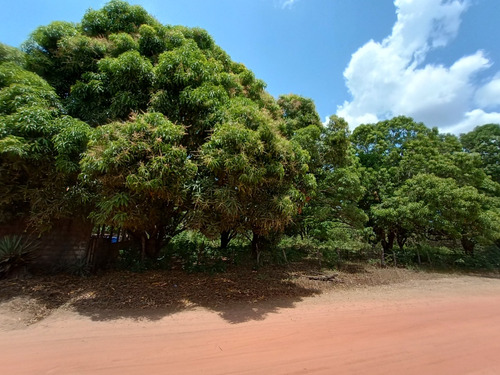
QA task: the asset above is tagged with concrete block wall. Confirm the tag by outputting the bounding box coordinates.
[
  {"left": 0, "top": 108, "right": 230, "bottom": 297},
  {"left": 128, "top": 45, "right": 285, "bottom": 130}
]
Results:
[{"left": 0, "top": 218, "right": 93, "bottom": 272}]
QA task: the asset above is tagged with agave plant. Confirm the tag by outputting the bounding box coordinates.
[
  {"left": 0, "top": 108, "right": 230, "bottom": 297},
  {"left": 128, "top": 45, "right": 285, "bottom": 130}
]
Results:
[{"left": 0, "top": 235, "right": 39, "bottom": 278}]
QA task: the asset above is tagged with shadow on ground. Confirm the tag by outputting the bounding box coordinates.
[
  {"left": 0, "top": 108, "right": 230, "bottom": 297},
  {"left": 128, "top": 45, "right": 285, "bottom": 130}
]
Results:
[
  {"left": 0, "top": 262, "right": 325, "bottom": 325},
  {"left": 1, "top": 261, "right": 453, "bottom": 326}
]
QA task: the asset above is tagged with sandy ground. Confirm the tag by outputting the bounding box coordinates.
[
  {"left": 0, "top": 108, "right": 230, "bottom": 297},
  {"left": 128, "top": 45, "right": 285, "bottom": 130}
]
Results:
[{"left": 2, "top": 274, "right": 500, "bottom": 374}]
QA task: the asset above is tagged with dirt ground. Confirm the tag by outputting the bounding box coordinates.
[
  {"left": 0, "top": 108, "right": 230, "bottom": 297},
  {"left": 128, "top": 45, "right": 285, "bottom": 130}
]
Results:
[{"left": 1, "top": 265, "right": 500, "bottom": 374}]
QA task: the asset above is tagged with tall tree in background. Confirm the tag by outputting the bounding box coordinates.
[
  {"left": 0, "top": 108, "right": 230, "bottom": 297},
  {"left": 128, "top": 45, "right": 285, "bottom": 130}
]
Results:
[
  {"left": 461, "top": 124, "right": 500, "bottom": 184},
  {"left": 372, "top": 174, "right": 500, "bottom": 256},
  {"left": 351, "top": 116, "right": 433, "bottom": 262},
  {"left": 353, "top": 117, "right": 500, "bottom": 259},
  {"left": 276, "top": 95, "right": 367, "bottom": 262}
]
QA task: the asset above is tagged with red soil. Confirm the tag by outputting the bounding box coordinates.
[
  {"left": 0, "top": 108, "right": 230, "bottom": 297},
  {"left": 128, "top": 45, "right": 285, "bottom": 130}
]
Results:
[{"left": 2, "top": 276, "right": 500, "bottom": 374}]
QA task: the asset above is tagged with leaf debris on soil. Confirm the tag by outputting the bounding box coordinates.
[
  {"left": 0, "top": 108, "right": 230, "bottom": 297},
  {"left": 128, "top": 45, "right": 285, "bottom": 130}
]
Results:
[{"left": 0, "top": 262, "right": 439, "bottom": 326}]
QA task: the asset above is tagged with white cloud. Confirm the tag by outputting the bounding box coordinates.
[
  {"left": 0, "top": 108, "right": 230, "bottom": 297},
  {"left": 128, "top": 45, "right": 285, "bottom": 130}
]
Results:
[
  {"left": 336, "top": 0, "right": 500, "bottom": 134},
  {"left": 475, "top": 74, "right": 500, "bottom": 109},
  {"left": 442, "top": 109, "right": 500, "bottom": 134},
  {"left": 279, "top": 0, "right": 299, "bottom": 9}
]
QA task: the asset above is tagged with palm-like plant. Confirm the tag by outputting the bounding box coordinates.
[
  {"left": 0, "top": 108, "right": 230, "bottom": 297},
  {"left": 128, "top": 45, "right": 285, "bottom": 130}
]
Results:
[{"left": 0, "top": 235, "right": 39, "bottom": 278}]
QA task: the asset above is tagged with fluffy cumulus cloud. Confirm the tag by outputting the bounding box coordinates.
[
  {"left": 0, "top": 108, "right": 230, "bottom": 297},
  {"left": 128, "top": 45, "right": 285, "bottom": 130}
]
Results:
[
  {"left": 337, "top": 0, "right": 500, "bottom": 134},
  {"left": 474, "top": 74, "right": 500, "bottom": 109}
]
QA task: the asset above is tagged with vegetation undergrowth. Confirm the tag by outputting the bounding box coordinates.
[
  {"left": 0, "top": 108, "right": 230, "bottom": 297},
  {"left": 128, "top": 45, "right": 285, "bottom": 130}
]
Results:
[{"left": 0, "top": 235, "right": 39, "bottom": 278}]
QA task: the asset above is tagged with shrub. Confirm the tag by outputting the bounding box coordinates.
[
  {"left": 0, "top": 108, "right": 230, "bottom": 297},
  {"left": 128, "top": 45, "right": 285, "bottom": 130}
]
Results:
[
  {"left": 0, "top": 235, "right": 39, "bottom": 278},
  {"left": 168, "top": 231, "right": 227, "bottom": 273}
]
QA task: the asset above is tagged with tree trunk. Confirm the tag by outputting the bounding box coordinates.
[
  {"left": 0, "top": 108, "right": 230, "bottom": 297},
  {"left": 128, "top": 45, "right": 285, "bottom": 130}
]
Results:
[
  {"left": 141, "top": 235, "right": 146, "bottom": 262},
  {"left": 282, "top": 248, "right": 288, "bottom": 264},
  {"left": 251, "top": 232, "right": 262, "bottom": 266},
  {"left": 396, "top": 233, "right": 406, "bottom": 251},
  {"left": 380, "top": 247, "right": 385, "bottom": 268},
  {"left": 144, "top": 237, "right": 162, "bottom": 259},
  {"left": 134, "top": 227, "right": 165, "bottom": 260},
  {"left": 220, "top": 230, "right": 231, "bottom": 249},
  {"left": 461, "top": 235, "right": 475, "bottom": 256},
  {"left": 416, "top": 246, "right": 422, "bottom": 265},
  {"left": 380, "top": 231, "right": 395, "bottom": 267}
]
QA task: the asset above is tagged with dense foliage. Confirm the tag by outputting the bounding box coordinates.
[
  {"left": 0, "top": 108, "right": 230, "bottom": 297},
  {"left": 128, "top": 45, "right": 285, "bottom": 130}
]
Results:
[
  {"left": 0, "top": 57, "right": 91, "bottom": 229},
  {"left": 0, "top": 0, "right": 498, "bottom": 271}
]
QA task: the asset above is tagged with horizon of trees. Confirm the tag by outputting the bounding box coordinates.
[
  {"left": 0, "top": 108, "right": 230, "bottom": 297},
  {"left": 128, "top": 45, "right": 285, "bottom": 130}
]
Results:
[{"left": 1, "top": 0, "right": 499, "bottom": 271}]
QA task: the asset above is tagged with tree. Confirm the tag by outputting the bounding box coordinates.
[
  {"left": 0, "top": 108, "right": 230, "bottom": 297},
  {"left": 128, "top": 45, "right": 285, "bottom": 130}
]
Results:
[
  {"left": 19, "top": 0, "right": 314, "bottom": 261},
  {"left": 298, "top": 116, "right": 368, "bottom": 263},
  {"left": 461, "top": 124, "right": 500, "bottom": 183},
  {"left": 350, "top": 117, "right": 434, "bottom": 261},
  {"left": 373, "top": 174, "right": 500, "bottom": 255},
  {"left": 275, "top": 95, "right": 367, "bottom": 262},
  {"left": 80, "top": 113, "right": 197, "bottom": 259},
  {"left": 68, "top": 50, "right": 154, "bottom": 125},
  {"left": 0, "top": 57, "right": 91, "bottom": 230},
  {"left": 198, "top": 97, "right": 315, "bottom": 261},
  {"left": 277, "top": 94, "right": 322, "bottom": 139},
  {"left": 353, "top": 116, "right": 500, "bottom": 258},
  {"left": 0, "top": 43, "right": 25, "bottom": 66}
]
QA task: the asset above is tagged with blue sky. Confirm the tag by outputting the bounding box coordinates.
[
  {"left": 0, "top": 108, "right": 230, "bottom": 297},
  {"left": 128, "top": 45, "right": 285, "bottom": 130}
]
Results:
[{"left": 1, "top": 0, "right": 499, "bottom": 134}]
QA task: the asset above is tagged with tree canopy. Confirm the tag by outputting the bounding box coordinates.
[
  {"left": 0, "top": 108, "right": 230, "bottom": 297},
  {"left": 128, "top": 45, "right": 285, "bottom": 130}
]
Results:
[
  {"left": 460, "top": 124, "right": 500, "bottom": 184},
  {"left": 2, "top": 1, "right": 316, "bottom": 260},
  {"left": 0, "top": 1, "right": 498, "bottom": 271},
  {"left": 0, "top": 52, "right": 91, "bottom": 229},
  {"left": 352, "top": 117, "right": 500, "bottom": 258}
]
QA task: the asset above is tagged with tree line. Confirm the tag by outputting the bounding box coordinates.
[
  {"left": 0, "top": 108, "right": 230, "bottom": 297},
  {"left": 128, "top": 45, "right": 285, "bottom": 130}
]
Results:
[{"left": 1, "top": 1, "right": 499, "bottom": 269}]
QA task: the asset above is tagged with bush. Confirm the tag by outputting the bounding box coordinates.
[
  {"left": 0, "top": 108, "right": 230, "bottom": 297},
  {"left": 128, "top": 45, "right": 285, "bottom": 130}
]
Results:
[
  {"left": 115, "top": 246, "right": 169, "bottom": 272},
  {"left": 398, "top": 243, "right": 500, "bottom": 271},
  {"left": 0, "top": 235, "right": 39, "bottom": 278},
  {"left": 168, "top": 231, "right": 228, "bottom": 273},
  {"left": 278, "top": 231, "right": 371, "bottom": 269},
  {"left": 454, "top": 245, "right": 500, "bottom": 271}
]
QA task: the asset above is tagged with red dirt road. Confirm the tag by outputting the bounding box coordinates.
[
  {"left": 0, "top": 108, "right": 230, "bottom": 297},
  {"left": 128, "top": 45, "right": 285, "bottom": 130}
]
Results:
[{"left": 2, "top": 276, "right": 500, "bottom": 374}]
